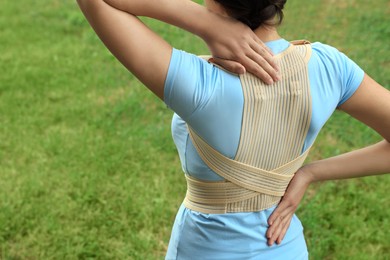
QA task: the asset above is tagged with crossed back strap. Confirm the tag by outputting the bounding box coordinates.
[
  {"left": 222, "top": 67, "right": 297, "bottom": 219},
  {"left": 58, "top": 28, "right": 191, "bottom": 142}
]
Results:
[{"left": 185, "top": 41, "right": 313, "bottom": 214}]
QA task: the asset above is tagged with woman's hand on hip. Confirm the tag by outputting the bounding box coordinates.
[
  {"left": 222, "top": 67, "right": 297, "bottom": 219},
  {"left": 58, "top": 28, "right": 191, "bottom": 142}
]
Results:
[{"left": 266, "top": 167, "right": 313, "bottom": 246}]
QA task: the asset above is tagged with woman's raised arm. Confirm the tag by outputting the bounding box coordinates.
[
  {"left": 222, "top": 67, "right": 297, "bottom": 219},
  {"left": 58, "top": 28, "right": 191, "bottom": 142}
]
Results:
[{"left": 76, "top": 0, "right": 279, "bottom": 100}]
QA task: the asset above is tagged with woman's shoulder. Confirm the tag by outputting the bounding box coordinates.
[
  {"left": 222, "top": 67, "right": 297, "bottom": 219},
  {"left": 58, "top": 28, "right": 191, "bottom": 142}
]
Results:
[
  {"left": 310, "top": 42, "right": 347, "bottom": 62},
  {"left": 308, "top": 41, "right": 364, "bottom": 79},
  {"left": 165, "top": 48, "right": 241, "bottom": 121},
  {"left": 169, "top": 48, "right": 209, "bottom": 71},
  {"left": 307, "top": 41, "right": 365, "bottom": 106}
]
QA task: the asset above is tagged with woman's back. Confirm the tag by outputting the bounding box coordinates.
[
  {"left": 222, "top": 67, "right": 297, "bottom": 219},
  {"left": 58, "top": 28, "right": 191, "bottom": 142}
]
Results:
[
  {"left": 164, "top": 38, "right": 364, "bottom": 259},
  {"left": 166, "top": 39, "right": 363, "bottom": 181}
]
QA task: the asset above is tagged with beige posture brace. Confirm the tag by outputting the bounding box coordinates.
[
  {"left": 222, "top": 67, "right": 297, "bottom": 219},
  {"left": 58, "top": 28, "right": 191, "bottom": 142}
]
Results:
[{"left": 184, "top": 41, "right": 313, "bottom": 214}]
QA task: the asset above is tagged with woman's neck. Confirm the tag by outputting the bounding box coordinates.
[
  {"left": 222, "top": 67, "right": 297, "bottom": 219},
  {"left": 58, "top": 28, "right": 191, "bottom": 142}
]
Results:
[{"left": 254, "top": 25, "right": 282, "bottom": 43}]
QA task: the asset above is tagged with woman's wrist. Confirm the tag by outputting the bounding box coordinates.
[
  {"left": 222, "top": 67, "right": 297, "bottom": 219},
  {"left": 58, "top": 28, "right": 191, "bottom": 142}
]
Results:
[
  {"left": 296, "top": 164, "right": 316, "bottom": 185},
  {"left": 298, "top": 140, "right": 390, "bottom": 184}
]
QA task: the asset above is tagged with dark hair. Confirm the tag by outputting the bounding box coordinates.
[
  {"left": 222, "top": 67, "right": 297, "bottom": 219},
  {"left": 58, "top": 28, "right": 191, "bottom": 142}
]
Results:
[{"left": 214, "top": 0, "right": 286, "bottom": 30}]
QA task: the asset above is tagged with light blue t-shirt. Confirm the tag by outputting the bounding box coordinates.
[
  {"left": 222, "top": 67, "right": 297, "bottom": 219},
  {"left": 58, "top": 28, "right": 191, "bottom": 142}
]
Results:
[{"left": 163, "top": 39, "right": 364, "bottom": 260}]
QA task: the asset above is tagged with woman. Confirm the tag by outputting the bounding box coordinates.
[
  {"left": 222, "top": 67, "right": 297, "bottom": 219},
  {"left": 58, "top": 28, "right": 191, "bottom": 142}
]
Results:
[{"left": 76, "top": 0, "right": 390, "bottom": 259}]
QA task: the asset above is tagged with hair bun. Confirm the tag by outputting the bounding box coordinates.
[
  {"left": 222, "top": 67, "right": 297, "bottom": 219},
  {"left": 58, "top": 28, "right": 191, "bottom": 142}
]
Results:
[{"left": 215, "top": 0, "right": 287, "bottom": 30}]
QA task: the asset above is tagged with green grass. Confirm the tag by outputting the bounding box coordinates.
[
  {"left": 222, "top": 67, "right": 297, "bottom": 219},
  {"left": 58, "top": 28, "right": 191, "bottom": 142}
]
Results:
[{"left": 0, "top": 0, "right": 389, "bottom": 259}]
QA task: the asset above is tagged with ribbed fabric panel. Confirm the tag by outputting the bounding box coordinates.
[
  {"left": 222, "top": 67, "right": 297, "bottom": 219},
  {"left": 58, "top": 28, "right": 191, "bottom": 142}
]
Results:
[
  {"left": 184, "top": 42, "right": 312, "bottom": 214},
  {"left": 235, "top": 44, "right": 312, "bottom": 170}
]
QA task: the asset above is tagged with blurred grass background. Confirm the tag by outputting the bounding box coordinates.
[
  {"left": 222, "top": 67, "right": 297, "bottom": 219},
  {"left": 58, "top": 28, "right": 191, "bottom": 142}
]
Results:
[{"left": 0, "top": 0, "right": 389, "bottom": 259}]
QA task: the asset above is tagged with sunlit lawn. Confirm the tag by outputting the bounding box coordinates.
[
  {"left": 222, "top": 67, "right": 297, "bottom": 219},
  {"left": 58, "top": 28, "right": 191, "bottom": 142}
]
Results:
[{"left": 0, "top": 0, "right": 389, "bottom": 259}]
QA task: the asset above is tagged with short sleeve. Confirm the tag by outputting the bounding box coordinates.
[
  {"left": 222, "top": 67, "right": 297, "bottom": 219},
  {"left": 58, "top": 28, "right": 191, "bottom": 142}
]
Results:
[
  {"left": 337, "top": 51, "right": 365, "bottom": 105},
  {"left": 164, "top": 48, "right": 218, "bottom": 121},
  {"left": 311, "top": 43, "right": 365, "bottom": 106}
]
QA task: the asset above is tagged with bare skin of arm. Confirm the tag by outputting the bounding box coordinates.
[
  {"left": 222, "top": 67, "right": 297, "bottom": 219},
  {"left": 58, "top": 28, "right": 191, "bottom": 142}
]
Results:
[
  {"left": 266, "top": 74, "right": 390, "bottom": 246},
  {"left": 76, "top": 0, "right": 279, "bottom": 100}
]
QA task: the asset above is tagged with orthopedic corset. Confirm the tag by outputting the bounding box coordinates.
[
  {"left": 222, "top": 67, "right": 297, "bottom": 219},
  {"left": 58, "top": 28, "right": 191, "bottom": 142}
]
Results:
[{"left": 184, "top": 41, "right": 313, "bottom": 214}]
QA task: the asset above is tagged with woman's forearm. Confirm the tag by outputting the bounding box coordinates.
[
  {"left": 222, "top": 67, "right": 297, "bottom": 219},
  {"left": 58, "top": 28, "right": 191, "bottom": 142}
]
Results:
[
  {"left": 304, "top": 140, "right": 390, "bottom": 183},
  {"left": 102, "top": 0, "right": 218, "bottom": 41}
]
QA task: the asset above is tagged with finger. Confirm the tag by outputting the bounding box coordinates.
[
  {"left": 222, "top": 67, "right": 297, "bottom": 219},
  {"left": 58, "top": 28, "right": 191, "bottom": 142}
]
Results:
[
  {"left": 267, "top": 204, "right": 294, "bottom": 242},
  {"left": 240, "top": 57, "right": 274, "bottom": 84},
  {"left": 246, "top": 49, "right": 280, "bottom": 83},
  {"left": 252, "top": 35, "right": 274, "bottom": 56},
  {"left": 210, "top": 57, "right": 246, "bottom": 74},
  {"left": 268, "top": 201, "right": 290, "bottom": 226},
  {"left": 268, "top": 215, "right": 285, "bottom": 246},
  {"left": 269, "top": 213, "right": 293, "bottom": 246},
  {"left": 250, "top": 40, "right": 279, "bottom": 72},
  {"left": 276, "top": 214, "right": 293, "bottom": 245},
  {"left": 266, "top": 212, "right": 282, "bottom": 240}
]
